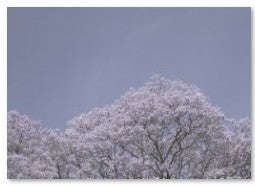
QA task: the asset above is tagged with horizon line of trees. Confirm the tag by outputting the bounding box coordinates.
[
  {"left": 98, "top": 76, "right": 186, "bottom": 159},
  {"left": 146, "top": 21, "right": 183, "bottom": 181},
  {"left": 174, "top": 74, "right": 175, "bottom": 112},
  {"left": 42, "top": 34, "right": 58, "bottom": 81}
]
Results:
[{"left": 7, "top": 75, "right": 251, "bottom": 179}]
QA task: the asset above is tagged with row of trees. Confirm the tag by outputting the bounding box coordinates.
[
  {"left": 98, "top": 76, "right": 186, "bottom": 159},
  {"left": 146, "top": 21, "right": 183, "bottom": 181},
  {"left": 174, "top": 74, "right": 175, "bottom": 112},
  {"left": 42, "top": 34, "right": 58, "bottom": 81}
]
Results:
[{"left": 7, "top": 75, "right": 251, "bottom": 179}]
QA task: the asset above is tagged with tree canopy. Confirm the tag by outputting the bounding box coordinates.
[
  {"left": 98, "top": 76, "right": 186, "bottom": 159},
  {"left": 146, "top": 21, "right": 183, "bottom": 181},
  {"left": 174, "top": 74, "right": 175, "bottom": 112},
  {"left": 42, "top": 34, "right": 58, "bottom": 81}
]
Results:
[{"left": 7, "top": 75, "right": 251, "bottom": 179}]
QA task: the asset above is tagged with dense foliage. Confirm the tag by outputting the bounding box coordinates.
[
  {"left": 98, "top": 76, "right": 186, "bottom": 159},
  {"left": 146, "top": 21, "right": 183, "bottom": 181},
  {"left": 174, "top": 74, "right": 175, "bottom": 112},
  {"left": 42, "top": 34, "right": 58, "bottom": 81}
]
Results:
[{"left": 7, "top": 75, "right": 251, "bottom": 179}]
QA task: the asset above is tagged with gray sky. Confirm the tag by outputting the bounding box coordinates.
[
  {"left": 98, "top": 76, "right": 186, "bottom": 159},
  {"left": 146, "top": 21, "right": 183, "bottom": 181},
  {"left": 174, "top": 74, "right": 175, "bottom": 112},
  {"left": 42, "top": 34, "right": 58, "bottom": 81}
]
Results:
[{"left": 8, "top": 8, "right": 251, "bottom": 129}]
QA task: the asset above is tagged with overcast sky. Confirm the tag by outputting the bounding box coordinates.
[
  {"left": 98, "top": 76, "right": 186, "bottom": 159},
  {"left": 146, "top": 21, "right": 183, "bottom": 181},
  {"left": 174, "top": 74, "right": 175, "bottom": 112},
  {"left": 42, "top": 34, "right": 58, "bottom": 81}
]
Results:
[{"left": 8, "top": 8, "right": 251, "bottom": 129}]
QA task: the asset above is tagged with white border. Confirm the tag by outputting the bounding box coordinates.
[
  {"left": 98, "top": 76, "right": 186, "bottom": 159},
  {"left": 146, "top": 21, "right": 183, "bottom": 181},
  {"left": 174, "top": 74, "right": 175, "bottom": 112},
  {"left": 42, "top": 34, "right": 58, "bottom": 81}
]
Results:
[
  {"left": 0, "top": 0, "right": 254, "bottom": 185},
  {"left": 2, "top": 0, "right": 255, "bottom": 7}
]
